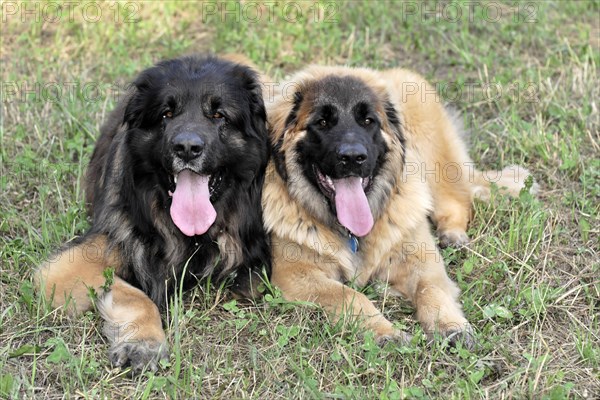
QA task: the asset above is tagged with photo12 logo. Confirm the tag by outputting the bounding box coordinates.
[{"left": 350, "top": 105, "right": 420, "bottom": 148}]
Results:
[
  {"left": 1, "top": 81, "right": 123, "bottom": 104},
  {"left": 1, "top": 2, "right": 141, "bottom": 23},
  {"left": 398, "top": 1, "right": 538, "bottom": 23},
  {"left": 200, "top": 1, "right": 339, "bottom": 23}
]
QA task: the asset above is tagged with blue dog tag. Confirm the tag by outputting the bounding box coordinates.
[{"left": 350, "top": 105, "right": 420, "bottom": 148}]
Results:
[{"left": 348, "top": 234, "right": 359, "bottom": 253}]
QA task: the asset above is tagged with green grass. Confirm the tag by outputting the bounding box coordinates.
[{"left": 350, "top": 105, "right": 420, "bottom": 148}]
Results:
[{"left": 1, "top": 0, "right": 599, "bottom": 398}]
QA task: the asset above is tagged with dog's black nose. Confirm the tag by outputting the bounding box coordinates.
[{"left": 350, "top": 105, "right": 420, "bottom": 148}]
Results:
[
  {"left": 172, "top": 132, "right": 205, "bottom": 162},
  {"left": 337, "top": 143, "right": 368, "bottom": 165}
]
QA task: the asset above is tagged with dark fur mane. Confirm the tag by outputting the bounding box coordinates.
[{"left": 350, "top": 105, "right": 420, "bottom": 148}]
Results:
[{"left": 80, "top": 55, "right": 271, "bottom": 306}]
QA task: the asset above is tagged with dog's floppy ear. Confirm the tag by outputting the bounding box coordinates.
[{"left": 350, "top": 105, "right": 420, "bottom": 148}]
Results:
[
  {"left": 248, "top": 79, "right": 268, "bottom": 143},
  {"left": 382, "top": 99, "right": 406, "bottom": 165},
  {"left": 383, "top": 100, "right": 405, "bottom": 142},
  {"left": 270, "top": 91, "right": 303, "bottom": 181},
  {"left": 267, "top": 90, "right": 303, "bottom": 182},
  {"left": 123, "top": 63, "right": 172, "bottom": 129},
  {"left": 236, "top": 65, "right": 268, "bottom": 143},
  {"left": 284, "top": 91, "right": 303, "bottom": 129}
]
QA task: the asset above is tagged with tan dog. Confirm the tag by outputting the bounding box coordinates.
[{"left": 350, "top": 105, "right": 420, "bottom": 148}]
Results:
[{"left": 262, "top": 66, "right": 536, "bottom": 346}]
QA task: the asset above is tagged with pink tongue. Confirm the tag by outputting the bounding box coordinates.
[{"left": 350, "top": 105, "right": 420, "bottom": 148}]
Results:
[
  {"left": 170, "top": 170, "right": 216, "bottom": 236},
  {"left": 333, "top": 177, "right": 374, "bottom": 237}
]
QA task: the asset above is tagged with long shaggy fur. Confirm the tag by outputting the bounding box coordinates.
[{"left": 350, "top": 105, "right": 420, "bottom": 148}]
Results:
[
  {"left": 35, "top": 55, "right": 271, "bottom": 372},
  {"left": 85, "top": 56, "right": 271, "bottom": 303},
  {"left": 263, "top": 65, "right": 537, "bottom": 346}
]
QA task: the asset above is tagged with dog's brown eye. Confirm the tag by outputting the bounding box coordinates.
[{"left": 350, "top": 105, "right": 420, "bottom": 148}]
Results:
[
  {"left": 319, "top": 119, "right": 327, "bottom": 127},
  {"left": 364, "top": 118, "right": 373, "bottom": 125},
  {"left": 163, "top": 111, "right": 173, "bottom": 119},
  {"left": 212, "top": 112, "right": 224, "bottom": 119}
]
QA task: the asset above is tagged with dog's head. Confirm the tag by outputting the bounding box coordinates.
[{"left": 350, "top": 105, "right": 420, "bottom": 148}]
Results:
[
  {"left": 271, "top": 67, "right": 404, "bottom": 237},
  {"left": 122, "top": 56, "right": 268, "bottom": 236}
]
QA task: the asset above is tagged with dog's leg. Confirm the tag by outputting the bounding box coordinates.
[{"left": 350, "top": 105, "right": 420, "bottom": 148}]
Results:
[
  {"left": 432, "top": 164, "right": 538, "bottom": 247},
  {"left": 429, "top": 189, "right": 472, "bottom": 247},
  {"left": 34, "top": 235, "right": 116, "bottom": 313},
  {"left": 34, "top": 235, "right": 168, "bottom": 371},
  {"left": 384, "top": 69, "right": 474, "bottom": 246},
  {"left": 417, "top": 115, "right": 474, "bottom": 247},
  {"left": 381, "top": 227, "right": 474, "bottom": 348},
  {"left": 272, "top": 257, "right": 411, "bottom": 345},
  {"left": 96, "top": 278, "right": 168, "bottom": 372}
]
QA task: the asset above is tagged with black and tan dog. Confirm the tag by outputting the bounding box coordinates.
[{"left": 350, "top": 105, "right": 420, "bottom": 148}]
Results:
[
  {"left": 262, "top": 66, "right": 536, "bottom": 346},
  {"left": 35, "top": 55, "right": 271, "bottom": 371}
]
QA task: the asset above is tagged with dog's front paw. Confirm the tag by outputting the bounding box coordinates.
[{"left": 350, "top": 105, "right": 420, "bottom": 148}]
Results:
[
  {"left": 443, "top": 327, "right": 476, "bottom": 350},
  {"left": 375, "top": 329, "right": 413, "bottom": 346},
  {"left": 438, "top": 229, "right": 470, "bottom": 248},
  {"left": 429, "top": 323, "right": 476, "bottom": 350},
  {"left": 109, "top": 340, "right": 169, "bottom": 373}
]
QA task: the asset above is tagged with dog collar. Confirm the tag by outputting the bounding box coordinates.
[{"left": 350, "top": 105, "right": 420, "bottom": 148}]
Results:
[{"left": 348, "top": 233, "right": 359, "bottom": 253}]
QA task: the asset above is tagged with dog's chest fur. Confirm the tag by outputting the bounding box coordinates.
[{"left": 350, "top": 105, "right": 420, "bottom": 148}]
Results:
[{"left": 263, "top": 158, "right": 433, "bottom": 286}]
